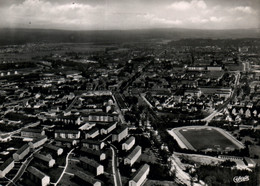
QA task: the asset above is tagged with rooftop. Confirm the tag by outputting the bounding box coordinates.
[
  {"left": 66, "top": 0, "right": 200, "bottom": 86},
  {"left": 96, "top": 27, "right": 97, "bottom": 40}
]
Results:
[
  {"left": 79, "top": 157, "right": 101, "bottom": 168},
  {"left": 127, "top": 145, "right": 141, "bottom": 160},
  {"left": 124, "top": 136, "right": 135, "bottom": 145},
  {"left": 27, "top": 166, "right": 48, "bottom": 179},
  {"left": 15, "top": 144, "right": 30, "bottom": 155},
  {"left": 0, "top": 157, "right": 14, "bottom": 171},
  {"left": 75, "top": 170, "right": 100, "bottom": 184},
  {"left": 131, "top": 164, "right": 150, "bottom": 183},
  {"left": 44, "top": 144, "right": 61, "bottom": 151},
  {"left": 34, "top": 153, "right": 52, "bottom": 162}
]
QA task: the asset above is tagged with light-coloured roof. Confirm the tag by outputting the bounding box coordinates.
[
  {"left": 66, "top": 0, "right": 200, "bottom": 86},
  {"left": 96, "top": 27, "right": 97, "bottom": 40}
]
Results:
[
  {"left": 127, "top": 145, "right": 141, "bottom": 160},
  {"left": 131, "top": 164, "right": 150, "bottom": 182}
]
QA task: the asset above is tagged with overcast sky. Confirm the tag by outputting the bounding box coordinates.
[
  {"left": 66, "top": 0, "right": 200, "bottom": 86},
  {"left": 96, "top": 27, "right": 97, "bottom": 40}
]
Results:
[{"left": 0, "top": 0, "right": 259, "bottom": 30}]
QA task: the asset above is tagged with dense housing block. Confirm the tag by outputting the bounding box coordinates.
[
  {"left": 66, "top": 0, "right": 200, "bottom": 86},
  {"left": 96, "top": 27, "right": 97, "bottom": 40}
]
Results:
[
  {"left": 124, "top": 145, "right": 142, "bottom": 166},
  {"left": 122, "top": 136, "right": 135, "bottom": 151},
  {"left": 0, "top": 158, "right": 14, "bottom": 178},
  {"left": 34, "top": 153, "right": 55, "bottom": 167},
  {"left": 112, "top": 126, "right": 128, "bottom": 142},
  {"left": 29, "top": 135, "right": 47, "bottom": 149},
  {"left": 80, "top": 157, "right": 104, "bottom": 176},
  {"left": 129, "top": 164, "right": 150, "bottom": 186},
  {"left": 80, "top": 147, "right": 106, "bottom": 161},
  {"left": 27, "top": 166, "right": 50, "bottom": 186},
  {"left": 44, "top": 144, "right": 63, "bottom": 156},
  {"left": 13, "top": 144, "right": 30, "bottom": 161},
  {"left": 74, "top": 171, "right": 101, "bottom": 186},
  {"left": 21, "top": 128, "right": 45, "bottom": 138},
  {"left": 54, "top": 129, "right": 80, "bottom": 139}
]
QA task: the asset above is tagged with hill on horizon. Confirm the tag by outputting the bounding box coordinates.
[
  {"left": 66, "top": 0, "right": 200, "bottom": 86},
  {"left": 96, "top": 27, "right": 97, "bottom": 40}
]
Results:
[{"left": 0, "top": 27, "right": 259, "bottom": 45}]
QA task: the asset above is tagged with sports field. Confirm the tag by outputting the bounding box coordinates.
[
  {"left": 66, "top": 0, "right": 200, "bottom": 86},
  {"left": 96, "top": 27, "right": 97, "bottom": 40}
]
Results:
[{"left": 169, "top": 126, "right": 244, "bottom": 152}]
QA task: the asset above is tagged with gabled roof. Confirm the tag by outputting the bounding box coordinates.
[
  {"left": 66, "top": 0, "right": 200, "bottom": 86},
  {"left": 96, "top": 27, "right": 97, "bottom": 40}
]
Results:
[
  {"left": 75, "top": 171, "right": 100, "bottom": 184},
  {"left": 15, "top": 144, "right": 30, "bottom": 155},
  {"left": 113, "top": 126, "right": 128, "bottom": 135},
  {"left": 131, "top": 164, "right": 150, "bottom": 182},
  {"left": 27, "top": 166, "right": 48, "bottom": 179},
  {"left": 34, "top": 153, "right": 52, "bottom": 162},
  {"left": 0, "top": 157, "right": 14, "bottom": 171},
  {"left": 127, "top": 145, "right": 141, "bottom": 160},
  {"left": 44, "top": 144, "right": 61, "bottom": 151},
  {"left": 79, "top": 157, "right": 101, "bottom": 168},
  {"left": 55, "top": 138, "right": 76, "bottom": 143},
  {"left": 81, "top": 139, "right": 103, "bottom": 145},
  {"left": 55, "top": 129, "right": 79, "bottom": 134},
  {"left": 124, "top": 136, "right": 135, "bottom": 145},
  {"left": 22, "top": 128, "right": 43, "bottom": 133},
  {"left": 80, "top": 147, "right": 103, "bottom": 156},
  {"left": 32, "top": 135, "right": 47, "bottom": 143}
]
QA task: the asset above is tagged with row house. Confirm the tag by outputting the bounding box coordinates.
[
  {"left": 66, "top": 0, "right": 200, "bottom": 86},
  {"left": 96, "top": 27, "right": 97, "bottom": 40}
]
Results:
[
  {"left": 124, "top": 146, "right": 142, "bottom": 166},
  {"left": 79, "top": 157, "right": 104, "bottom": 176},
  {"left": 21, "top": 128, "right": 45, "bottom": 138},
  {"left": 122, "top": 136, "right": 135, "bottom": 151},
  {"left": 55, "top": 138, "right": 77, "bottom": 148},
  {"left": 56, "top": 115, "right": 81, "bottom": 125},
  {"left": 0, "top": 158, "right": 14, "bottom": 178},
  {"left": 97, "top": 122, "right": 117, "bottom": 135},
  {"left": 85, "top": 112, "right": 118, "bottom": 123},
  {"left": 129, "top": 164, "right": 150, "bottom": 186},
  {"left": 29, "top": 135, "right": 47, "bottom": 149},
  {"left": 13, "top": 144, "right": 30, "bottom": 161},
  {"left": 112, "top": 126, "right": 128, "bottom": 142},
  {"left": 34, "top": 153, "right": 55, "bottom": 168},
  {"left": 27, "top": 166, "right": 50, "bottom": 186},
  {"left": 44, "top": 144, "right": 63, "bottom": 156},
  {"left": 80, "top": 147, "right": 106, "bottom": 161},
  {"left": 74, "top": 171, "right": 101, "bottom": 186},
  {"left": 84, "top": 127, "right": 99, "bottom": 139},
  {"left": 81, "top": 139, "right": 105, "bottom": 151},
  {"left": 54, "top": 130, "right": 80, "bottom": 139}
]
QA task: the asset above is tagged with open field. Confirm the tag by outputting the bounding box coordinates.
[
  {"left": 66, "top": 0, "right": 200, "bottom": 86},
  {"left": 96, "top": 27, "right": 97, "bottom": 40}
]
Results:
[{"left": 168, "top": 126, "right": 245, "bottom": 152}]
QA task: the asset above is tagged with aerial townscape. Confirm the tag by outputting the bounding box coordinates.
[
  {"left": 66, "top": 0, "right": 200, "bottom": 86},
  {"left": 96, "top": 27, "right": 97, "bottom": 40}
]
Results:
[{"left": 0, "top": 0, "right": 260, "bottom": 186}]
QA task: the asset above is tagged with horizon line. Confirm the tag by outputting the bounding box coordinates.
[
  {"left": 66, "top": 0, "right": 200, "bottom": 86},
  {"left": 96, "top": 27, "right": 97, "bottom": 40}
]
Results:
[{"left": 1, "top": 26, "right": 260, "bottom": 32}]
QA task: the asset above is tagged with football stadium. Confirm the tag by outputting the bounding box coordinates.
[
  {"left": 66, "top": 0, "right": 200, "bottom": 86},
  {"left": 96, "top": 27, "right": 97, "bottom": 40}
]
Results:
[{"left": 168, "top": 126, "right": 245, "bottom": 152}]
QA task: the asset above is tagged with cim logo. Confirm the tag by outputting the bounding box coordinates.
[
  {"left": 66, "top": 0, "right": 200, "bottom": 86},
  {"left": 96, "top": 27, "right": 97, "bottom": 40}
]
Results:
[{"left": 233, "top": 176, "right": 250, "bottom": 183}]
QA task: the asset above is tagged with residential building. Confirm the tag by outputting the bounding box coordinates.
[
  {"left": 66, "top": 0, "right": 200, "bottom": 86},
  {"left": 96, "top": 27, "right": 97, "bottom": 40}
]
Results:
[
  {"left": 244, "top": 157, "right": 256, "bottom": 168},
  {"left": 0, "top": 158, "right": 14, "bottom": 178},
  {"left": 29, "top": 135, "right": 47, "bottom": 149},
  {"left": 27, "top": 166, "right": 50, "bottom": 186},
  {"left": 184, "top": 89, "right": 202, "bottom": 97},
  {"left": 187, "top": 66, "right": 205, "bottom": 71},
  {"left": 13, "top": 144, "right": 30, "bottom": 161},
  {"left": 97, "top": 122, "right": 117, "bottom": 135},
  {"left": 80, "top": 147, "right": 106, "bottom": 161},
  {"left": 34, "top": 153, "right": 55, "bottom": 168},
  {"left": 81, "top": 139, "right": 105, "bottom": 151},
  {"left": 129, "top": 164, "right": 150, "bottom": 186},
  {"left": 124, "top": 146, "right": 142, "bottom": 166},
  {"left": 112, "top": 126, "right": 128, "bottom": 142},
  {"left": 55, "top": 138, "right": 77, "bottom": 148},
  {"left": 122, "top": 136, "right": 135, "bottom": 151},
  {"left": 54, "top": 130, "right": 80, "bottom": 139},
  {"left": 74, "top": 171, "right": 101, "bottom": 186},
  {"left": 56, "top": 115, "right": 81, "bottom": 125},
  {"left": 206, "top": 66, "right": 222, "bottom": 71},
  {"left": 21, "top": 128, "right": 45, "bottom": 138},
  {"left": 84, "top": 127, "right": 99, "bottom": 139},
  {"left": 44, "top": 144, "right": 63, "bottom": 156},
  {"left": 85, "top": 112, "right": 118, "bottom": 122},
  {"left": 80, "top": 157, "right": 104, "bottom": 176}
]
